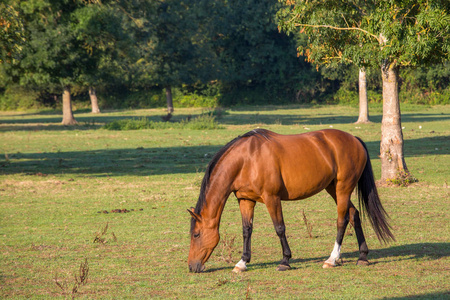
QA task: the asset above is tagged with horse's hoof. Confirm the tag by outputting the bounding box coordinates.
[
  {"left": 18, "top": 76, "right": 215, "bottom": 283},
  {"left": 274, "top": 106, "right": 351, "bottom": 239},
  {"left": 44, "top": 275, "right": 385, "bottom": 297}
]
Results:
[
  {"left": 276, "top": 264, "right": 291, "bottom": 271},
  {"left": 232, "top": 266, "right": 246, "bottom": 273},
  {"left": 356, "top": 260, "right": 370, "bottom": 266},
  {"left": 322, "top": 262, "right": 336, "bottom": 269}
]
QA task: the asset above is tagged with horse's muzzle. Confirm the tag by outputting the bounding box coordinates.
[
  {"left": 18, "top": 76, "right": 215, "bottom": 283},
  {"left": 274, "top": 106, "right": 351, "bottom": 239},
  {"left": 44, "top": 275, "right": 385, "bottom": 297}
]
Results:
[{"left": 188, "top": 261, "right": 205, "bottom": 273}]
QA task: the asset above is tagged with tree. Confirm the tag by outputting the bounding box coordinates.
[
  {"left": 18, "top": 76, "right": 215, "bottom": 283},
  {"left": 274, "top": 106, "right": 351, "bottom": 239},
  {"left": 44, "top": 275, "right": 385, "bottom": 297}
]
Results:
[
  {"left": 89, "top": 87, "right": 100, "bottom": 113},
  {"left": 278, "top": 0, "right": 450, "bottom": 182},
  {"left": 3, "top": 0, "right": 86, "bottom": 125},
  {"left": 2, "top": 0, "right": 133, "bottom": 123},
  {"left": 71, "top": 1, "right": 135, "bottom": 114},
  {"left": 62, "top": 86, "right": 77, "bottom": 125},
  {"left": 356, "top": 68, "right": 370, "bottom": 123},
  {"left": 127, "top": 0, "right": 217, "bottom": 114},
  {"left": 210, "top": 0, "right": 319, "bottom": 105}
]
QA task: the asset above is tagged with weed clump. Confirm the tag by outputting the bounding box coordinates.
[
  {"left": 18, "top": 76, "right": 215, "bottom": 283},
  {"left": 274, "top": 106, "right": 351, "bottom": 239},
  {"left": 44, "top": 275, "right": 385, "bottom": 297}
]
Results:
[
  {"left": 217, "top": 233, "right": 237, "bottom": 263},
  {"left": 54, "top": 258, "right": 89, "bottom": 298},
  {"left": 93, "top": 223, "right": 117, "bottom": 244},
  {"left": 386, "top": 170, "right": 418, "bottom": 187},
  {"left": 302, "top": 209, "right": 313, "bottom": 238}
]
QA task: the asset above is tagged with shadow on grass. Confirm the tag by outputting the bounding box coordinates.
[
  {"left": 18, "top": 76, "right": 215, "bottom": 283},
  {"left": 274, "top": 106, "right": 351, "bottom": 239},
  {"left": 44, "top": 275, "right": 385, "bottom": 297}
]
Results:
[
  {"left": 0, "top": 145, "right": 221, "bottom": 176},
  {"left": 0, "top": 114, "right": 190, "bottom": 131},
  {"left": 1, "top": 134, "right": 448, "bottom": 177},
  {"left": 1, "top": 106, "right": 449, "bottom": 131},
  {"left": 206, "top": 242, "right": 449, "bottom": 273},
  {"left": 383, "top": 291, "right": 450, "bottom": 299}
]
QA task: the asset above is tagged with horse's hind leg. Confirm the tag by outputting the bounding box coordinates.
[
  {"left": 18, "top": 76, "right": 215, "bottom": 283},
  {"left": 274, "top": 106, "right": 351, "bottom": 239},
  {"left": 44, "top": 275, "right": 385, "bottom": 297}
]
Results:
[
  {"left": 325, "top": 183, "right": 370, "bottom": 267},
  {"left": 324, "top": 183, "right": 350, "bottom": 268},
  {"left": 348, "top": 202, "right": 369, "bottom": 265},
  {"left": 233, "top": 199, "right": 256, "bottom": 273}
]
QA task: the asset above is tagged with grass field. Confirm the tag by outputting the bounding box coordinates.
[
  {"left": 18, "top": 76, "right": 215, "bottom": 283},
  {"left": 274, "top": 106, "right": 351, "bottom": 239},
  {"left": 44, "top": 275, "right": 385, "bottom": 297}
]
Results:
[{"left": 1, "top": 104, "right": 449, "bottom": 299}]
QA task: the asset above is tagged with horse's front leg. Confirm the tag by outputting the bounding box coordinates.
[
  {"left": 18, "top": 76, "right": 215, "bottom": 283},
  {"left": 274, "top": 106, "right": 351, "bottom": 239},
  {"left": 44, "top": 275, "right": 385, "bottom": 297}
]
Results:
[
  {"left": 233, "top": 199, "right": 256, "bottom": 273},
  {"left": 265, "top": 196, "right": 292, "bottom": 271}
]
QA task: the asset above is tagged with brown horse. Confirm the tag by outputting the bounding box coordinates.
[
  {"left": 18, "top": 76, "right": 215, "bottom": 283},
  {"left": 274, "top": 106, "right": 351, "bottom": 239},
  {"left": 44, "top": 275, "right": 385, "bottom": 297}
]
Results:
[{"left": 188, "top": 129, "right": 394, "bottom": 273}]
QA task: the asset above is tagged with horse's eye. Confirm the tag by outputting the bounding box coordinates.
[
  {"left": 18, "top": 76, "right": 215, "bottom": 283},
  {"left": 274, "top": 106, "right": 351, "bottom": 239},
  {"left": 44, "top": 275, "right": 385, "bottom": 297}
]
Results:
[{"left": 193, "top": 233, "right": 200, "bottom": 238}]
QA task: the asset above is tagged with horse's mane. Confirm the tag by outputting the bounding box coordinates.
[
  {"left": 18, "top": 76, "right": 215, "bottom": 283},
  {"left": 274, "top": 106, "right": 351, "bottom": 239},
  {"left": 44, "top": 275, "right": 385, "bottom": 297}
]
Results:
[{"left": 190, "top": 129, "right": 271, "bottom": 232}]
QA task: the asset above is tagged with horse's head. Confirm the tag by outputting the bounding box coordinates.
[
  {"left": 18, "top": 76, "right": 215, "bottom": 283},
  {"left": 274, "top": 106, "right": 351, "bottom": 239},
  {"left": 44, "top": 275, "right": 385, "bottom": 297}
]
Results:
[{"left": 187, "top": 208, "right": 220, "bottom": 273}]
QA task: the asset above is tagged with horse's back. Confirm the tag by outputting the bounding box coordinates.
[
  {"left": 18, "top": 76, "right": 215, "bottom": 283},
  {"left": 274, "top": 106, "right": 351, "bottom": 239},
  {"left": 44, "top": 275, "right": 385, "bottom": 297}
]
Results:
[{"left": 232, "top": 129, "right": 367, "bottom": 201}]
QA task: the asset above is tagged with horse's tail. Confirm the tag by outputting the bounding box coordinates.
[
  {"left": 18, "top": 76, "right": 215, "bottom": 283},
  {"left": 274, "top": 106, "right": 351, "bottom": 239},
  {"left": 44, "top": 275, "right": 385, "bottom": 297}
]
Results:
[{"left": 356, "top": 137, "right": 395, "bottom": 243}]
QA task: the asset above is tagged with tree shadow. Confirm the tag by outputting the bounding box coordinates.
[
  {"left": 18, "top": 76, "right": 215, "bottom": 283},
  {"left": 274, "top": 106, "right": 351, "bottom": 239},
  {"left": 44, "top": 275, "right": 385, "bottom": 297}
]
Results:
[
  {"left": 402, "top": 112, "right": 450, "bottom": 124},
  {"left": 382, "top": 291, "right": 450, "bottom": 299},
  {"left": 1, "top": 134, "right": 447, "bottom": 177},
  {"left": 0, "top": 145, "right": 222, "bottom": 177},
  {"left": 207, "top": 242, "right": 449, "bottom": 273},
  {"left": 2, "top": 106, "right": 448, "bottom": 132},
  {"left": 0, "top": 114, "right": 197, "bottom": 131},
  {"left": 361, "top": 135, "right": 449, "bottom": 159},
  {"left": 218, "top": 111, "right": 449, "bottom": 126}
]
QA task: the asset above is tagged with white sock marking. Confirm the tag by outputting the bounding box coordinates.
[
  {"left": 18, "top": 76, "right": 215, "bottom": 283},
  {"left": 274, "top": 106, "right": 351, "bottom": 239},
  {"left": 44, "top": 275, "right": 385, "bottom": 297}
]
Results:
[
  {"left": 235, "top": 259, "right": 247, "bottom": 271},
  {"left": 325, "top": 241, "right": 341, "bottom": 266}
]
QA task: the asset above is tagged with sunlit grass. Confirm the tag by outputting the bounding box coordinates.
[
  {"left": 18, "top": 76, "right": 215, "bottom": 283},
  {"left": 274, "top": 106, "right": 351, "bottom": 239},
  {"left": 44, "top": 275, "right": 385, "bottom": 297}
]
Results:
[{"left": 1, "top": 104, "right": 449, "bottom": 298}]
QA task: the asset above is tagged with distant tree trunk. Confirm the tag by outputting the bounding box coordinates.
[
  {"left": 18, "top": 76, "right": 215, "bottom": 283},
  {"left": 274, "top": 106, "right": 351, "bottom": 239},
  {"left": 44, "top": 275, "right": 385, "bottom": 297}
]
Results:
[
  {"left": 380, "top": 63, "right": 409, "bottom": 182},
  {"left": 62, "top": 86, "right": 78, "bottom": 125},
  {"left": 89, "top": 86, "right": 101, "bottom": 113},
  {"left": 356, "top": 68, "right": 370, "bottom": 123},
  {"left": 165, "top": 86, "right": 174, "bottom": 114}
]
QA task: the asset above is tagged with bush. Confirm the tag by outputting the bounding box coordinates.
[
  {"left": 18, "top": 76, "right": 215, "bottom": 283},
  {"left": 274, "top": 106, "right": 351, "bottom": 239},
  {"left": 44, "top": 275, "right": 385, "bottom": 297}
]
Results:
[
  {"left": 399, "top": 87, "right": 450, "bottom": 105},
  {"left": 182, "top": 114, "right": 220, "bottom": 130},
  {"left": 99, "top": 88, "right": 166, "bottom": 109},
  {"left": 103, "top": 114, "right": 222, "bottom": 131},
  {"left": 99, "top": 86, "right": 219, "bottom": 110},
  {"left": 429, "top": 89, "right": 450, "bottom": 105},
  {"left": 332, "top": 88, "right": 382, "bottom": 105},
  {"left": 0, "top": 87, "right": 42, "bottom": 110},
  {"left": 333, "top": 88, "right": 358, "bottom": 105},
  {"left": 174, "top": 93, "right": 218, "bottom": 108}
]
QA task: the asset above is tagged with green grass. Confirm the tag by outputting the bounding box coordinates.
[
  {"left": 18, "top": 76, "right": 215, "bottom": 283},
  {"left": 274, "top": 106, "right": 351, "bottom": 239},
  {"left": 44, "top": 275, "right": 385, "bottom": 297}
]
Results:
[{"left": 1, "top": 104, "right": 449, "bottom": 299}]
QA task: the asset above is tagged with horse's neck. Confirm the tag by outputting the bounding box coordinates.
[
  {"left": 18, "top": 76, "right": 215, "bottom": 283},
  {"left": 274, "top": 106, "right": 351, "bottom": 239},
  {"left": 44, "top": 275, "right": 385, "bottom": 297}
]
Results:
[{"left": 201, "top": 163, "right": 237, "bottom": 227}]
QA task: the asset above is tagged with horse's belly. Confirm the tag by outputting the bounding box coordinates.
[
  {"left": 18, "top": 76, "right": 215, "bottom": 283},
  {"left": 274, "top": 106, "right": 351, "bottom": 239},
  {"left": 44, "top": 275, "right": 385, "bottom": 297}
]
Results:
[
  {"left": 281, "top": 174, "right": 333, "bottom": 200},
  {"left": 279, "top": 157, "right": 335, "bottom": 200}
]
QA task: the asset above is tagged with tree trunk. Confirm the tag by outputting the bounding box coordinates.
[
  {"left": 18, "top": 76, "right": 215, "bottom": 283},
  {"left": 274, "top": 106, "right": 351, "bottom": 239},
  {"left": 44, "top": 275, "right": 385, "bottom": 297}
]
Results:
[
  {"left": 380, "top": 63, "right": 408, "bottom": 182},
  {"left": 89, "top": 86, "right": 101, "bottom": 114},
  {"left": 62, "top": 86, "right": 78, "bottom": 125},
  {"left": 165, "top": 86, "right": 174, "bottom": 114},
  {"left": 356, "top": 68, "right": 370, "bottom": 123}
]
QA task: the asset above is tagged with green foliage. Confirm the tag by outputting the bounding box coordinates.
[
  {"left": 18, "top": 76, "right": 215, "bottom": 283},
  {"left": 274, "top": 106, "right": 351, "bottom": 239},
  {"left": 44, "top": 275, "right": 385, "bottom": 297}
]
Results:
[
  {"left": 400, "top": 87, "right": 450, "bottom": 105},
  {"left": 174, "top": 93, "right": 218, "bottom": 108},
  {"left": 129, "top": 0, "right": 217, "bottom": 90},
  {"left": 103, "top": 114, "right": 221, "bottom": 130},
  {"left": 278, "top": 1, "right": 450, "bottom": 69},
  {"left": 324, "top": 62, "right": 449, "bottom": 106},
  {"left": 332, "top": 88, "right": 382, "bottom": 106},
  {"left": 101, "top": 88, "right": 166, "bottom": 110},
  {"left": 0, "top": 3, "right": 25, "bottom": 64},
  {"left": 385, "top": 170, "right": 419, "bottom": 187},
  {"left": 98, "top": 86, "right": 218, "bottom": 110},
  {"left": 333, "top": 88, "right": 359, "bottom": 105},
  {"left": 70, "top": 2, "right": 134, "bottom": 89},
  {"left": 211, "top": 0, "right": 319, "bottom": 103},
  {"left": 0, "top": 86, "right": 41, "bottom": 110},
  {"left": 399, "top": 62, "right": 450, "bottom": 104},
  {"left": 1, "top": 0, "right": 449, "bottom": 111}
]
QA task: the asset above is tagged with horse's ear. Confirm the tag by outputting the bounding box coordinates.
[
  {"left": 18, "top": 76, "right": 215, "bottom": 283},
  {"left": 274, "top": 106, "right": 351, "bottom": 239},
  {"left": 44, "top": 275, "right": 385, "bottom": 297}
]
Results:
[{"left": 187, "top": 208, "right": 202, "bottom": 222}]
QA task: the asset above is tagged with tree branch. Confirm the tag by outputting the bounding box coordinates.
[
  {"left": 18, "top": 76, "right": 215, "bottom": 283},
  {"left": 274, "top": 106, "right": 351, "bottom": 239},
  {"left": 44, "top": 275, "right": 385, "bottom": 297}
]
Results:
[{"left": 294, "top": 23, "right": 380, "bottom": 43}]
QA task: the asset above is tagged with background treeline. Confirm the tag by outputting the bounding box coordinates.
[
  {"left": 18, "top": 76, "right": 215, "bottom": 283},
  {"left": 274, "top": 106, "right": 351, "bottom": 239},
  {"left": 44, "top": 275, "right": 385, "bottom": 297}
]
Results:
[{"left": 1, "top": 0, "right": 449, "bottom": 111}]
